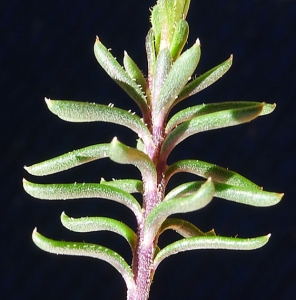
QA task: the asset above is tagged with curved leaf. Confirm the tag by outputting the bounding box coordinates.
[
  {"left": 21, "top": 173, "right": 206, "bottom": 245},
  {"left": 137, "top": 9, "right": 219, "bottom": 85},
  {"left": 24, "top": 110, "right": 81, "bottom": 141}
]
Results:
[
  {"left": 143, "top": 179, "right": 214, "bottom": 245},
  {"left": 153, "top": 234, "right": 271, "bottom": 270},
  {"left": 61, "top": 212, "right": 137, "bottom": 252},
  {"left": 24, "top": 144, "right": 109, "bottom": 176},
  {"left": 165, "top": 181, "right": 283, "bottom": 207},
  {"left": 165, "top": 159, "right": 259, "bottom": 189},
  {"left": 32, "top": 229, "right": 135, "bottom": 291},
  {"left": 94, "top": 37, "right": 147, "bottom": 115},
  {"left": 23, "top": 179, "right": 142, "bottom": 222},
  {"left": 100, "top": 179, "right": 143, "bottom": 194},
  {"left": 170, "top": 19, "right": 189, "bottom": 61},
  {"left": 108, "top": 138, "right": 157, "bottom": 191},
  {"left": 45, "top": 99, "right": 153, "bottom": 148},
  {"left": 123, "top": 51, "right": 147, "bottom": 92},
  {"left": 177, "top": 55, "right": 233, "bottom": 103},
  {"left": 166, "top": 102, "right": 276, "bottom": 134},
  {"left": 161, "top": 103, "right": 264, "bottom": 160},
  {"left": 154, "top": 40, "right": 201, "bottom": 125},
  {"left": 158, "top": 218, "right": 214, "bottom": 238}
]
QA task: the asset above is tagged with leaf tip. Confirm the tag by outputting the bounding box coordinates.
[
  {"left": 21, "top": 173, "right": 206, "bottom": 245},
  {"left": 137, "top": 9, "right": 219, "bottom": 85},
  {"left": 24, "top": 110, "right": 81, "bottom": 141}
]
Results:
[
  {"left": 111, "top": 136, "right": 118, "bottom": 144},
  {"left": 195, "top": 38, "right": 200, "bottom": 46}
]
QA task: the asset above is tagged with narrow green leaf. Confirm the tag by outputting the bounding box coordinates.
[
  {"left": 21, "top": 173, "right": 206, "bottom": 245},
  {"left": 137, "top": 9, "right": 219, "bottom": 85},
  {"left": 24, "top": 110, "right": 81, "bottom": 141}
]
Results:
[
  {"left": 153, "top": 234, "right": 271, "bottom": 269},
  {"left": 24, "top": 144, "right": 109, "bottom": 176},
  {"left": 23, "top": 180, "right": 142, "bottom": 221},
  {"left": 123, "top": 51, "right": 147, "bottom": 92},
  {"left": 94, "top": 37, "right": 147, "bottom": 114},
  {"left": 150, "top": 4, "right": 162, "bottom": 52},
  {"left": 166, "top": 102, "right": 276, "bottom": 134},
  {"left": 61, "top": 212, "right": 137, "bottom": 252},
  {"left": 108, "top": 138, "right": 157, "bottom": 191},
  {"left": 100, "top": 179, "right": 143, "bottom": 194},
  {"left": 177, "top": 55, "right": 233, "bottom": 103},
  {"left": 165, "top": 159, "right": 259, "bottom": 189},
  {"left": 154, "top": 40, "right": 201, "bottom": 125},
  {"left": 161, "top": 103, "right": 264, "bottom": 160},
  {"left": 144, "top": 179, "right": 214, "bottom": 245},
  {"left": 145, "top": 29, "right": 156, "bottom": 89},
  {"left": 166, "top": 181, "right": 283, "bottom": 207},
  {"left": 158, "top": 218, "right": 210, "bottom": 238},
  {"left": 169, "top": 19, "right": 189, "bottom": 61},
  {"left": 32, "top": 229, "right": 135, "bottom": 291},
  {"left": 152, "top": 48, "right": 172, "bottom": 104},
  {"left": 45, "top": 99, "right": 153, "bottom": 148}
]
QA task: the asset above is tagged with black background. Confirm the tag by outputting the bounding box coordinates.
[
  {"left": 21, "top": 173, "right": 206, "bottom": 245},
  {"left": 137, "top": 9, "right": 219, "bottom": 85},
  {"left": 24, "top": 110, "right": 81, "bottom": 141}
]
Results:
[{"left": 1, "top": 1, "right": 296, "bottom": 299}]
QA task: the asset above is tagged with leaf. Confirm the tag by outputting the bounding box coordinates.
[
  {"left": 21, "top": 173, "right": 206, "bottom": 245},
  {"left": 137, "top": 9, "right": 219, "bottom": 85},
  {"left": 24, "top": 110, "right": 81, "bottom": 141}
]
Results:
[
  {"left": 165, "top": 181, "right": 283, "bottom": 207},
  {"left": 166, "top": 102, "right": 276, "bottom": 134},
  {"left": 158, "top": 218, "right": 212, "bottom": 238},
  {"left": 61, "top": 212, "right": 137, "bottom": 252},
  {"left": 24, "top": 144, "right": 109, "bottom": 176},
  {"left": 108, "top": 138, "right": 157, "bottom": 191},
  {"left": 152, "top": 48, "right": 172, "bottom": 104},
  {"left": 23, "top": 179, "right": 142, "bottom": 222},
  {"left": 145, "top": 29, "right": 157, "bottom": 89},
  {"left": 45, "top": 99, "right": 153, "bottom": 148},
  {"left": 165, "top": 159, "right": 260, "bottom": 189},
  {"left": 99, "top": 179, "right": 143, "bottom": 194},
  {"left": 143, "top": 179, "right": 214, "bottom": 245},
  {"left": 32, "top": 229, "right": 135, "bottom": 291},
  {"left": 94, "top": 37, "right": 147, "bottom": 115},
  {"left": 154, "top": 40, "right": 201, "bottom": 125},
  {"left": 123, "top": 51, "right": 147, "bottom": 92},
  {"left": 161, "top": 103, "right": 264, "bottom": 160},
  {"left": 169, "top": 19, "right": 189, "bottom": 61},
  {"left": 177, "top": 55, "right": 233, "bottom": 103},
  {"left": 153, "top": 234, "right": 271, "bottom": 269}
]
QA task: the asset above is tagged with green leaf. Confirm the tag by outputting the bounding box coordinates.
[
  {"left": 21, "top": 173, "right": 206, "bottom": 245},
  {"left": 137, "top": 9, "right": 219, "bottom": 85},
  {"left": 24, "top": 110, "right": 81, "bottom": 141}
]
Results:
[
  {"left": 145, "top": 29, "right": 157, "bottom": 89},
  {"left": 99, "top": 179, "right": 143, "bottom": 194},
  {"left": 153, "top": 234, "right": 271, "bottom": 269},
  {"left": 94, "top": 37, "right": 147, "bottom": 115},
  {"left": 165, "top": 181, "right": 283, "bottom": 207},
  {"left": 158, "top": 218, "right": 212, "bottom": 238},
  {"left": 23, "top": 180, "right": 143, "bottom": 222},
  {"left": 61, "top": 212, "right": 137, "bottom": 252},
  {"left": 169, "top": 19, "right": 189, "bottom": 61},
  {"left": 161, "top": 103, "right": 264, "bottom": 160},
  {"left": 32, "top": 229, "right": 135, "bottom": 291},
  {"left": 24, "top": 144, "right": 109, "bottom": 176},
  {"left": 45, "top": 99, "right": 153, "bottom": 148},
  {"left": 144, "top": 179, "right": 214, "bottom": 245},
  {"left": 166, "top": 102, "right": 276, "bottom": 134},
  {"left": 123, "top": 51, "right": 147, "bottom": 92},
  {"left": 165, "top": 159, "right": 260, "bottom": 189},
  {"left": 108, "top": 138, "right": 157, "bottom": 191},
  {"left": 154, "top": 40, "right": 201, "bottom": 125},
  {"left": 177, "top": 55, "right": 233, "bottom": 103},
  {"left": 152, "top": 48, "right": 172, "bottom": 104}
]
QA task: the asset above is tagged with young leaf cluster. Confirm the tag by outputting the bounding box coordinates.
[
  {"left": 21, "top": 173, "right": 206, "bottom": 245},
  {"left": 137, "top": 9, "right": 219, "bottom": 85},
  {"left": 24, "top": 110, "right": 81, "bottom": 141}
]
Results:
[{"left": 24, "top": 1, "right": 282, "bottom": 299}]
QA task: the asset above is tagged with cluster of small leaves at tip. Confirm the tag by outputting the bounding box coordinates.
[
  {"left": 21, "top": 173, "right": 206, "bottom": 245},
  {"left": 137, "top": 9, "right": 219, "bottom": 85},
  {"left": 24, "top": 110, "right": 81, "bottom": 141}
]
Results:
[{"left": 24, "top": 0, "right": 283, "bottom": 295}]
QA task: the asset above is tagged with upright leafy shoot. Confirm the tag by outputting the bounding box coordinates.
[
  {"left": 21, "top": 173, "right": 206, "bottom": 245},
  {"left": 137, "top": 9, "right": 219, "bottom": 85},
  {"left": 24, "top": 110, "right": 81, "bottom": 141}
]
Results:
[{"left": 24, "top": 1, "right": 282, "bottom": 299}]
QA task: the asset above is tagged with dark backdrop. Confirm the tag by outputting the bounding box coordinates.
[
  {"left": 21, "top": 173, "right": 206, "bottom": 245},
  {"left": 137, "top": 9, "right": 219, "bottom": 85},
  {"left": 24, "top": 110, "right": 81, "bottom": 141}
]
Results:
[{"left": 1, "top": 1, "right": 296, "bottom": 299}]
